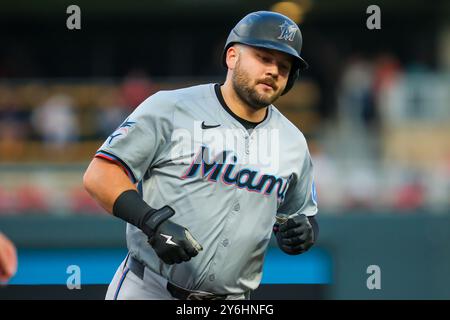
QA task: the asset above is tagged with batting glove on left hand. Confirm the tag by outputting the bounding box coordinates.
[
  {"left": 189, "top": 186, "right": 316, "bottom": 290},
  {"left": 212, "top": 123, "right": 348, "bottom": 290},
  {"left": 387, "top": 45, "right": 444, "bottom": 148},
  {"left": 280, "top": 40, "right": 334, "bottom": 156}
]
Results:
[{"left": 274, "top": 214, "right": 314, "bottom": 255}]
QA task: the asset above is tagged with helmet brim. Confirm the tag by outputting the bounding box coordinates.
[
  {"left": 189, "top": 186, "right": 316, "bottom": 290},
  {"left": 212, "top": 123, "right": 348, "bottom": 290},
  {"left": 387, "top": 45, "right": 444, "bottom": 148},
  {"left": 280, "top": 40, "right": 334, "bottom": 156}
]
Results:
[{"left": 222, "top": 40, "right": 308, "bottom": 71}]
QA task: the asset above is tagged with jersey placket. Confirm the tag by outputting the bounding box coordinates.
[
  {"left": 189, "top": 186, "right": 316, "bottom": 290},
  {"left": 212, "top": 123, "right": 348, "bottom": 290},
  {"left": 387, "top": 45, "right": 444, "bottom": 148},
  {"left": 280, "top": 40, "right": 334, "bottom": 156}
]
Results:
[
  {"left": 204, "top": 128, "right": 246, "bottom": 287},
  {"left": 205, "top": 196, "right": 242, "bottom": 285}
]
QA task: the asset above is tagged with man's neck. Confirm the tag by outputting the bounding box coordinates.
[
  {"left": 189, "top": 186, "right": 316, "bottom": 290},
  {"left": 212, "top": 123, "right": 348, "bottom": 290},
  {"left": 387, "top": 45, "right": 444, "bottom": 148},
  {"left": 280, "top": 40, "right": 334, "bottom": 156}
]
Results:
[{"left": 220, "top": 82, "right": 268, "bottom": 123}]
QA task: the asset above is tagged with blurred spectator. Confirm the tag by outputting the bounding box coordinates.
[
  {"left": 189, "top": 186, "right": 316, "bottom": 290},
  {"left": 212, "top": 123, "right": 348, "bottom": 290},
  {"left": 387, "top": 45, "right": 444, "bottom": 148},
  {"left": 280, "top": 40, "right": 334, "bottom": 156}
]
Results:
[
  {"left": 394, "top": 175, "right": 425, "bottom": 211},
  {"left": 15, "top": 185, "right": 49, "bottom": 213},
  {"left": 329, "top": 55, "right": 379, "bottom": 188},
  {"left": 0, "top": 187, "right": 14, "bottom": 214},
  {"left": 344, "top": 164, "right": 379, "bottom": 210},
  {"left": 121, "top": 69, "right": 157, "bottom": 110},
  {"left": 0, "top": 86, "right": 29, "bottom": 159},
  {"left": 373, "top": 53, "right": 403, "bottom": 126},
  {"left": 94, "top": 89, "right": 128, "bottom": 139},
  {"left": 338, "top": 54, "right": 375, "bottom": 129},
  {"left": 373, "top": 53, "right": 402, "bottom": 98},
  {"left": 31, "top": 94, "right": 79, "bottom": 149}
]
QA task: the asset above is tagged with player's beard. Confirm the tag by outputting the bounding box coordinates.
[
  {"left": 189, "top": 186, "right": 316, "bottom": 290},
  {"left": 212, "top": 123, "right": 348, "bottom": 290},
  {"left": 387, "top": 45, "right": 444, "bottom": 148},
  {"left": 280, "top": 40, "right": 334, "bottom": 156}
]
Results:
[{"left": 231, "top": 58, "right": 283, "bottom": 110}]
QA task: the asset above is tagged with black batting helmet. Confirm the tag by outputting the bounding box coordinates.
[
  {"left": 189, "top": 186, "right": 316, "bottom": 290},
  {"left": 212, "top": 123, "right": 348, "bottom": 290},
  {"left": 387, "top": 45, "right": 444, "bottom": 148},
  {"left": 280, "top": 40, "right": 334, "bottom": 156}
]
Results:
[{"left": 222, "top": 11, "right": 308, "bottom": 95}]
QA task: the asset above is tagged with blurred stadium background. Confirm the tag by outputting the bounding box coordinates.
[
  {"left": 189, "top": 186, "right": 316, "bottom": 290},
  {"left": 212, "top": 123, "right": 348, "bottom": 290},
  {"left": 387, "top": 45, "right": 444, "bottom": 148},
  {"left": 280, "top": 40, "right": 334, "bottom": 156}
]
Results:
[{"left": 1, "top": 0, "right": 449, "bottom": 299}]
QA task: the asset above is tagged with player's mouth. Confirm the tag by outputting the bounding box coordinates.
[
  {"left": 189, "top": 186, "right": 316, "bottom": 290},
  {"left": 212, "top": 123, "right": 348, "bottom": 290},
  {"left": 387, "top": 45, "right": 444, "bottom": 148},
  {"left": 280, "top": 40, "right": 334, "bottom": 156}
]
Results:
[{"left": 258, "top": 80, "right": 277, "bottom": 91}]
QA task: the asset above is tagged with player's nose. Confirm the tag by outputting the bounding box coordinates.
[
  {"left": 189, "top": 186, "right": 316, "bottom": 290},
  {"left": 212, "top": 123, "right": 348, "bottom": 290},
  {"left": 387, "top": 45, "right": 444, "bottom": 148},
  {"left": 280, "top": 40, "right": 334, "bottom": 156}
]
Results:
[{"left": 264, "top": 63, "right": 279, "bottom": 78}]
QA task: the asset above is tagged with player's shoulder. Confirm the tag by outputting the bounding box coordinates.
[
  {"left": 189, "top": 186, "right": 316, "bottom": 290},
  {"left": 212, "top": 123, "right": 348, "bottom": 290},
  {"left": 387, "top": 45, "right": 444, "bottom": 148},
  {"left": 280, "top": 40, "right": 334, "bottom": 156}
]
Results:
[
  {"left": 270, "top": 105, "right": 308, "bottom": 146},
  {"left": 137, "top": 84, "right": 212, "bottom": 115},
  {"left": 150, "top": 83, "right": 213, "bottom": 103}
]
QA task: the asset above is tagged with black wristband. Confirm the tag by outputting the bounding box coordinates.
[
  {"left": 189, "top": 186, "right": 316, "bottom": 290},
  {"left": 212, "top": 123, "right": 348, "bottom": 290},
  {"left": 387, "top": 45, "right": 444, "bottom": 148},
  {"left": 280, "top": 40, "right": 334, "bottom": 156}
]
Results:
[{"left": 113, "top": 189, "right": 173, "bottom": 237}]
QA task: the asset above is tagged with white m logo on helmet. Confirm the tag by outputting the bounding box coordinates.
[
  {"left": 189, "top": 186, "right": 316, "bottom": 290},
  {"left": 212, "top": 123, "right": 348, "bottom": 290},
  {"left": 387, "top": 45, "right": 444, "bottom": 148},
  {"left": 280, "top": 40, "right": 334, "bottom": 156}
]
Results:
[{"left": 277, "top": 21, "right": 297, "bottom": 41}]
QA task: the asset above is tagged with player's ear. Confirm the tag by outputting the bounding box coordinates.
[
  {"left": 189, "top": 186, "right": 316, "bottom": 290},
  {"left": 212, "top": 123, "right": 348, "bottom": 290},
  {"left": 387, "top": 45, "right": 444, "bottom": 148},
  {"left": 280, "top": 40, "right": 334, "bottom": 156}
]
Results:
[{"left": 225, "top": 45, "right": 239, "bottom": 69}]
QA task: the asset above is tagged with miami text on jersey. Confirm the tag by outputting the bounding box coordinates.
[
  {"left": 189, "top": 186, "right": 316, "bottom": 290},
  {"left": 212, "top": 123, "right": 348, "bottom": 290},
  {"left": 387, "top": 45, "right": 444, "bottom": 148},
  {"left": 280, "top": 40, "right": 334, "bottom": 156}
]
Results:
[{"left": 181, "top": 146, "right": 291, "bottom": 202}]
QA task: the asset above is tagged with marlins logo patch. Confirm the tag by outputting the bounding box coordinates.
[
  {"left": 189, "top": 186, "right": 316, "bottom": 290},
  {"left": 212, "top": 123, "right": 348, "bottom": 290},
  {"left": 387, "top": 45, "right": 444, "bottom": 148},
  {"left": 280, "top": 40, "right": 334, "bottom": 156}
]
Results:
[
  {"left": 277, "top": 21, "right": 297, "bottom": 41},
  {"left": 107, "top": 118, "right": 136, "bottom": 145}
]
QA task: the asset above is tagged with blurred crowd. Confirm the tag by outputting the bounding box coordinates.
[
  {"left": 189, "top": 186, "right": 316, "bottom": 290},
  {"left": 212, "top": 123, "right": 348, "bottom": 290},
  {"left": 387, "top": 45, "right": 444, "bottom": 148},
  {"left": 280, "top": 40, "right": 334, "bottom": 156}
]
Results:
[
  {"left": 314, "top": 51, "right": 450, "bottom": 213},
  {"left": 0, "top": 71, "right": 157, "bottom": 150},
  {"left": 0, "top": 52, "right": 449, "bottom": 215}
]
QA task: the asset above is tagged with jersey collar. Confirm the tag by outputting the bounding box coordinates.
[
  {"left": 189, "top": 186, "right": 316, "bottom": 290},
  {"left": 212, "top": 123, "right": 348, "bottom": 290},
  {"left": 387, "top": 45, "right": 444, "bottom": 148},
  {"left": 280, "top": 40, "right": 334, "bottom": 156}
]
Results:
[{"left": 213, "top": 83, "right": 272, "bottom": 130}]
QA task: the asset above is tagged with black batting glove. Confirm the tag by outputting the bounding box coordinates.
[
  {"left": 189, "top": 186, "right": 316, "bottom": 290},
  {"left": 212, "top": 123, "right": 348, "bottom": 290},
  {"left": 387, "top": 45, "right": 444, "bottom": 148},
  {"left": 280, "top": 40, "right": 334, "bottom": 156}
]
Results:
[
  {"left": 112, "top": 191, "right": 203, "bottom": 265},
  {"left": 144, "top": 206, "right": 203, "bottom": 265},
  {"left": 274, "top": 213, "right": 314, "bottom": 255}
]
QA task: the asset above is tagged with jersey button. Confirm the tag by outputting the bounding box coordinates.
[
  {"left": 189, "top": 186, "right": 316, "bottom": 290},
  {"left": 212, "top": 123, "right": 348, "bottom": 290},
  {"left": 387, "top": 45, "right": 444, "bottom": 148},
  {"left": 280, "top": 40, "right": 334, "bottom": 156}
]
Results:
[
  {"left": 222, "top": 239, "right": 229, "bottom": 247},
  {"left": 233, "top": 203, "right": 240, "bottom": 211},
  {"left": 209, "top": 274, "right": 215, "bottom": 282}
]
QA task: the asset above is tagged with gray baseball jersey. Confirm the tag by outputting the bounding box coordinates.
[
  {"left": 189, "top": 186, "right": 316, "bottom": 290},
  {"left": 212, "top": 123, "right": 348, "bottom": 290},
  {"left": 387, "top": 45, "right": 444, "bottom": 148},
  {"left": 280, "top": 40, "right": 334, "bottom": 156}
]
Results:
[{"left": 96, "top": 83, "right": 318, "bottom": 295}]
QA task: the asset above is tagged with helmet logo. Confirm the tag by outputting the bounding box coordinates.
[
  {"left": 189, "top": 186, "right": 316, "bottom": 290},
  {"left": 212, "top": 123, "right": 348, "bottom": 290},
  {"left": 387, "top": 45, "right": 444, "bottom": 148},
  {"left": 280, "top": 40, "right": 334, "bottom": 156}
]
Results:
[{"left": 277, "top": 21, "right": 297, "bottom": 41}]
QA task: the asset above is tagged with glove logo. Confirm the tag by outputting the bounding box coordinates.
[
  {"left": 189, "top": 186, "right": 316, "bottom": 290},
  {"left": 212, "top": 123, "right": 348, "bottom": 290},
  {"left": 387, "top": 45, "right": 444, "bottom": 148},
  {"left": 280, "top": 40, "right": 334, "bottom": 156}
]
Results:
[{"left": 160, "top": 234, "right": 179, "bottom": 246}]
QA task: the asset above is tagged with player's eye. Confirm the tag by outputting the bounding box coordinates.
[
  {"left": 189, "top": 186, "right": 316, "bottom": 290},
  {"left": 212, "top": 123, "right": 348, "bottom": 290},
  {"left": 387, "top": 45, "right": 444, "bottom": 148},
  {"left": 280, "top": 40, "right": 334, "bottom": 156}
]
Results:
[
  {"left": 279, "top": 64, "right": 290, "bottom": 74},
  {"left": 257, "top": 53, "right": 271, "bottom": 63}
]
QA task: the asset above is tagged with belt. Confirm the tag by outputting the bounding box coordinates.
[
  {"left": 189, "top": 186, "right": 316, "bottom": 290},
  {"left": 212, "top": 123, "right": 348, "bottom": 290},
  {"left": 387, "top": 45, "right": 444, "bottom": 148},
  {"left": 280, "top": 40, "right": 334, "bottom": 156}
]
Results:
[
  {"left": 126, "top": 255, "right": 228, "bottom": 300},
  {"left": 126, "top": 255, "right": 145, "bottom": 280}
]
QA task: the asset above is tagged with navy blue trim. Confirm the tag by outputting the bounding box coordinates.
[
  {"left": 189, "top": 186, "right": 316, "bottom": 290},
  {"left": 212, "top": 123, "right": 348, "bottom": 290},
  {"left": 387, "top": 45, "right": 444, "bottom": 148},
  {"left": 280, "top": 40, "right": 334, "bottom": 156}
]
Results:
[
  {"left": 113, "top": 267, "right": 130, "bottom": 300},
  {"left": 137, "top": 180, "right": 143, "bottom": 197},
  {"left": 96, "top": 150, "right": 137, "bottom": 183}
]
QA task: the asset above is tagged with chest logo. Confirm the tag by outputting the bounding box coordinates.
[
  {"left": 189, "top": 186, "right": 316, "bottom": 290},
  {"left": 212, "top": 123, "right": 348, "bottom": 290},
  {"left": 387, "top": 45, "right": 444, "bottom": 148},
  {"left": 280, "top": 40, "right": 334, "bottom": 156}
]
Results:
[{"left": 201, "top": 121, "right": 221, "bottom": 129}]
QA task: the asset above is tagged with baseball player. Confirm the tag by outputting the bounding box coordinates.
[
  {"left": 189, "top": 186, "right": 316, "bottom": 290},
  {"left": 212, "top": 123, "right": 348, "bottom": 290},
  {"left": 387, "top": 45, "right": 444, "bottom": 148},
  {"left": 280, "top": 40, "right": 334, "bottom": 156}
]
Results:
[{"left": 84, "top": 11, "right": 319, "bottom": 300}]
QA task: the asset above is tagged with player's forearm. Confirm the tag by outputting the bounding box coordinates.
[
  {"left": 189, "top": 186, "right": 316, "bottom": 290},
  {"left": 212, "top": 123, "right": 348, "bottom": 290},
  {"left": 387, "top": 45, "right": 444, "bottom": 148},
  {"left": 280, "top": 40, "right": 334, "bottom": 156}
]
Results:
[
  {"left": 84, "top": 157, "right": 201, "bottom": 264},
  {"left": 83, "top": 157, "right": 137, "bottom": 214},
  {"left": 83, "top": 158, "right": 172, "bottom": 235}
]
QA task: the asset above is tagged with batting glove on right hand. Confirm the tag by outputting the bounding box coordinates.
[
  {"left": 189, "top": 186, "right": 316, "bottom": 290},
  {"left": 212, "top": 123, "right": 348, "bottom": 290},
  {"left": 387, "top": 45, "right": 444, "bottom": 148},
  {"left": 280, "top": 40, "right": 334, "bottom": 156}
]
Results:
[
  {"left": 274, "top": 213, "right": 314, "bottom": 255},
  {"left": 145, "top": 206, "right": 203, "bottom": 265}
]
